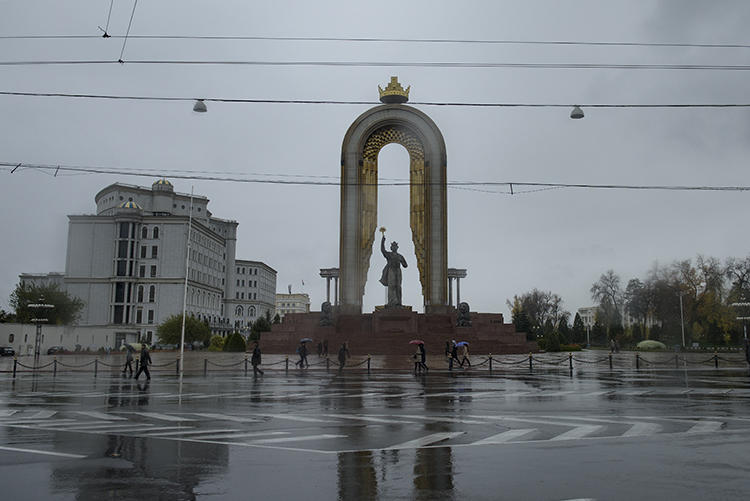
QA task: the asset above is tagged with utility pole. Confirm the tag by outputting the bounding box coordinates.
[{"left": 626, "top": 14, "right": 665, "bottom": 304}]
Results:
[{"left": 678, "top": 292, "right": 686, "bottom": 349}]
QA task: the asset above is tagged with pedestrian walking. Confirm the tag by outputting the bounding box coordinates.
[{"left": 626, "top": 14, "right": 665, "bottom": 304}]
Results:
[
  {"left": 418, "top": 342, "right": 428, "bottom": 372},
  {"left": 337, "top": 342, "right": 350, "bottom": 372},
  {"left": 413, "top": 347, "right": 422, "bottom": 374},
  {"left": 449, "top": 340, "right": 459, "bottom": 371},
  {"left": 251, "top": 342, "right": 264, "bottom": 376},
  {"left": 444, "top": 340, "right": 450, "bottom": 357},
  {"left": 459, "top": 343, "right": 471, "bottom": 368},
  {"left": 317, "top": 341, "right": 323, "bottom": 357},
  {"left": 744, "top": 337, "right": 750, "bottom": 371},
  {"left": 122, "top": 348, "right": 134, "bottom": 377},
  {"left": 134, "top": 345, "right": 151, "bottom": 381},
  {"left": 323, "top": 339, "right": 329, "bottom": 356},
  {"left": 295, "top": 341, "right": 309, "bottom": 368}
]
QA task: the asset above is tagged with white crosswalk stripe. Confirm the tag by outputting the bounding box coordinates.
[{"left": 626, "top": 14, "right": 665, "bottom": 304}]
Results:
[
  {"left": 0, "top": 410, "right": 19, "bottom": 417},
  {"left": 320, "top": 414, "right": 416, "bottom": 425},
  {"left": 248, "top": 434, "right": 346, "bottom": 444},
  {"left": 385, "top": 432, "right": 465, "bottom": 450},
  {"left": 130, "top": 412, "right": 193, "bottom": 422},
  {"left": 550, "top": 425, "right": 604, "bottom": 441},
  {"left": 686, "top": 421, "right": 724, "bottom": 434},
  {"left": 472, "top": 429, "right": 537, "bottom": 445},
  {"left": 144, "top": 428, "right": 236, "bottom": 437},
  {"left": 195, "top": 431, "right": 288, "bottom": 441},
  {"left": 192, "top": 413, "right": 259, "bottom": 423},
  {"left": 76, "top": 411, "right": 127, "bottom": 421}
]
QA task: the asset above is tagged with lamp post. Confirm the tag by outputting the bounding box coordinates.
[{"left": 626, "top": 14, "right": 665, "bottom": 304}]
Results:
[
  {"left": 29, "top": 298, "right": 54, "bottom": 364},
  {"left": 678, "top": 291, "right": 687, "bottom": 349},
  {"left": 179, "top": 187, "right": 195, "bottom": 380},
  {"left": 731, "top": 302, "right": 750, "bottom": 340}
]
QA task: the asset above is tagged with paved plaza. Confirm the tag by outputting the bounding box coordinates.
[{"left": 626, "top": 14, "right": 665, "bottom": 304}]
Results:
[{"left": 1, "top": 358, "right": 750, "bottom": 500}]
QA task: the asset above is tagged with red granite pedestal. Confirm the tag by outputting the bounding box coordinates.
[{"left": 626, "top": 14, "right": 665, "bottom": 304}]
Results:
[{"left": 260, "top": 308, "right": 535, "bottom": 355}]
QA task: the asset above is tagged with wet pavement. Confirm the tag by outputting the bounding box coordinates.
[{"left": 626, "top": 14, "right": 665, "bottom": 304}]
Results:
[{"left": 1, "top": 361, "right": 750, "bottom": 500}]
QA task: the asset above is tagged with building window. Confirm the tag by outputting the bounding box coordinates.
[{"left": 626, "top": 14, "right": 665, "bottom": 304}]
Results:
[
  {"left": 137, "top": 286, "right": 144, "bottom": 302},
  {"left": 153, "top": 227, "right": 159, "bottom": 239},
  {"left": 241, "top": 293, "right": 245, "bottom": 299},
  {"left": 8, "top": 334, "right": 14, "bottom": 343},
  {"left": 141, "top": 246, "right": 147, "bottom": 258},
  {"left": 236, "top": 279, "right": 240, "bottom": 286},
  {"left": 242, "top": 280, "right": 245, "bottom": 287},
  {"left": 151, "top": 246, "right": 158, "bottom": 258},
  {"left": 119, "top": 222, "right": 130, "bottom": 239},
  {"left": 116, "top": 260, "right": 127, "bottom": 276},
  {"left": 249, "top": 306, "right": 256, "bottom": 317},
  {"left": 136, "top": 309, "right": 143, "bottom": 323},
  {"left": 139, "top": 265, "right": 145, "bottom": 278},
  {"left": 113, "top": 305, "right": 124, "bottom": 324},
  {"left": 235, "top": 305, "right": 243, "bottom": 316},
  {"left": 150, "top": 265, "right": 157, "bottom": 277},
  {"left": 149, "top": 285, "right": 155, "bottom": 302},
  {"left": 142, "top": 226, "right": 148, "bottom": 239},
  {"left": 147, "top": 310, "right": 154, "bottom": 324}
]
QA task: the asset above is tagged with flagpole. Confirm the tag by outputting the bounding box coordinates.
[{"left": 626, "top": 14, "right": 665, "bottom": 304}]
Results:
[{"left": 179, "top": 186, "right": 194, "bottom": 382}]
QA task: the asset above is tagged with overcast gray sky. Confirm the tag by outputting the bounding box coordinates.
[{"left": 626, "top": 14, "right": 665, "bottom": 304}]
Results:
[{"left": 1, "top": 1, "right": 749, "bottom": 318}]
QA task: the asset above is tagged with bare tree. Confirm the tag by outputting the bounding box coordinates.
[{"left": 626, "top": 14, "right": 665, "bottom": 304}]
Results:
[{"left": 590, "top": 270, "right": 623, "bottom": 327}]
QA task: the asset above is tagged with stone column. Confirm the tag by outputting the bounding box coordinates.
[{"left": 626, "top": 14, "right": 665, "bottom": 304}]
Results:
[
  {"left": 456, "top": 278, "right": 461, "bottom": 305},
  {"left": 334, "top": 277, "right": 339, "bottom": 305},
  {"left": 326, "top": 277, "right": 331, "bottom": 303},
  {"left": 448, "top": 277, "right": 454, "bottom": 307}
]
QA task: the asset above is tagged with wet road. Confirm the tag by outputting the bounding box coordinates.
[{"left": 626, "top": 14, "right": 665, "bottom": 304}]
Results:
[{"left": 1, "top": 366, "right": 749, "bottom": 500}]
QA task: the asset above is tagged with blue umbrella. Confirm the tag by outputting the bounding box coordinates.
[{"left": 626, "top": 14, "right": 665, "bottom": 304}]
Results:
[
  {"left": 300, "top": 338, "right": 313, "bottom": 343},
  {"left": 456, "top": 341, "right": 469, "bottom": 347}
]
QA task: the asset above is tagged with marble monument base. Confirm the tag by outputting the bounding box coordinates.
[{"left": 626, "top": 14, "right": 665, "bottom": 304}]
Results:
[{"left": 260, "top": 308, "right": 535, "bottom": 355}]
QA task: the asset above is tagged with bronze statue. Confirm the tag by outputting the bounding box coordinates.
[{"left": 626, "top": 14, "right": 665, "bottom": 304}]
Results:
[
  {"left": 319, "top": 301, "right": 333, "bottom": 326},
  {"left": 379, "top": 233, "right": 407, "bottom": 307},
  {"left": 457, "top": 302, "right": 472, "bottom": 327}
]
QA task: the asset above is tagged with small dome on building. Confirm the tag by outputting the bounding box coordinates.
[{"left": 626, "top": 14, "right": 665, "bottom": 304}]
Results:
[
  {"left": 152, "top": 178, "right": 174, "bottom": 192},
  {"left": 118, "top": 201, "right": 143, "bottom": 210}
]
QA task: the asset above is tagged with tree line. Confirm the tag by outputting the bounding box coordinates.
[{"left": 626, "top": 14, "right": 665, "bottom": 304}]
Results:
[{"left": 508, "top": 254, "right": 750, "bottom": 349}]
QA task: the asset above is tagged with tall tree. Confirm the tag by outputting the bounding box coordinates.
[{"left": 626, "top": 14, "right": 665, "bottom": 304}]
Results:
[
  {"left": 9, "top": 282, "right": 84, "bottom": 325},
  {"left": 506, "top": 289, "right": 568, "bottom": 336},
  {"left": 590, "top": 270, "right": 623, "bottom": 328},
  {"left": 571, "top": 312, "right": 586, "bottom": 344}
]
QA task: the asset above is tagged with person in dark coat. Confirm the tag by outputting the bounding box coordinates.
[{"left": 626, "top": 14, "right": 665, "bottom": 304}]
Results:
[
  {"left": 296, "top": 341, "right": 309, "bottom": 368},
  {"left": 337, "top": 342, "right": 350, "bottom": 372},
  {"left": 745, "top": 337, "right": 750, "bottom": 369},
  {"left": 317, "top": 341, "right": 323, "bottom": 357},
  {"left": 134, "top": 345, "right": 151, "bottom": 381},
  {"left": 418, "top": 342, "right": 428, "bottom": 372},
  {"left": 445, "top": 340, "right": 451, "bottom": 357},
  {"left": 449, "top": 340, "right": 459, "bottom": 371},
  {"left": 251, "top": 342, "right": 264, "bottom": 376},
  {"left": 323, "top": 339, "right": 329, "bottom": 356},
  {"left": 122, "top": 348, "right": 134, "bottom": 377}
]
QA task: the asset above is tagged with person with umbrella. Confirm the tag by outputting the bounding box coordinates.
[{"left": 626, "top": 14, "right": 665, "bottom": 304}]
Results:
[
  {"left": 458, "top": 341, "right": 471, "bottom": 368},
  {"left": 251, "top": 341, "right": 264, "bottom": 377},
  {"left": 449, "top": 340, "right": 459, "bottom": 371},
  {"left": 410, "top": 340, "right": 425, "bottom": 374},
  {"left": 337, "top": 342, "right": 350, "bottom": 373},
  {"left": 134, "top": 344, "right": 151, "bottom": 381},
  {"left": 122, "top": 345, "right": 134, "bottom": 377},
  {"left": 296, "top": 339, "right": 310, "bottom": 368},
  {"left": 418, "top": 342, "right": 428, "bottom": 373}
]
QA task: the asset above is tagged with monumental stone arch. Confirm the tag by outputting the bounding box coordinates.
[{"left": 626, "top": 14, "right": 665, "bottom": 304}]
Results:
[{"left": 339, "top": 78, "right": 448, "bottom": 314}]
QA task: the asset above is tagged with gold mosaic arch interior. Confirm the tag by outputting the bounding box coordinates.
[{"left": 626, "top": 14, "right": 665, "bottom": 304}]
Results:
[{"left": 359, "top": 125, "right": 428, "bottom": 300}]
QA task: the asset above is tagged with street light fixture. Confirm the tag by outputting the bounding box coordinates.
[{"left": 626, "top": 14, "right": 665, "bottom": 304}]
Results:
[
  {"left": 570, "top": 105, "right": 584, "bottom": 119},
  {"left": 731, "top": 302, "right": 750, "bottom": 340},
  {"left": 193, "top": 99, "right": 207, "bottom": 113}
]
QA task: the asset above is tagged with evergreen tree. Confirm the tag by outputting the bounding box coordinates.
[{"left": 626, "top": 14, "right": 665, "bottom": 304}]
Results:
[
  {"left": 10, "top": 282, "right": 84, "bottom": 325},
  {"left": 157, "top": 314, "right": 211, "bottom": 345},
  {"left": 223, "top": 332, "right": 247, "bottom": 352},
  {"left": 558, "top": 317, "right": 570, "bottom": 345},
  {"left": 207, "top": 335, "right": 225, "bottom": 352},
  {"left": 571, "top": 313, "right": 586, "bottom": 344}
]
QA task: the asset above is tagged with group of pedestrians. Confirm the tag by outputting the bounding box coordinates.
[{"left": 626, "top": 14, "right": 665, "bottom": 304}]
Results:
[
  {"left": 121, "top": 344, "right": 152, "bottom": 381},
  {"left": 446, "top": 340, "right": 471, "bottom": 370},
  {"left": 413, "top": 342, "right": 428, "bottom": 373}
]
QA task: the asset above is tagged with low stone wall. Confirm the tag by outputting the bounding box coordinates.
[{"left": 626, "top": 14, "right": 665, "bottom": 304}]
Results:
[{"left": 260, "top": 309, "right": 535, "bottom": 355}]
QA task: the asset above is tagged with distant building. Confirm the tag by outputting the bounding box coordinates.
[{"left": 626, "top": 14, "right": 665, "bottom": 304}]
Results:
[
  {"left": 577, "top": 305, "right": 658, "bottom": 330},
  {"left": 275, "top": 293, "right": 310, "bottom": 319},
  {"left": 17, "top": 179, "right": 276, "bottom": 351}
]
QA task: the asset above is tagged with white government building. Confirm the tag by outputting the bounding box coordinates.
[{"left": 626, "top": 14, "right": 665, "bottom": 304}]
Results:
[{"left": 12, "top": 179, "right": 276, "bottom": 352}]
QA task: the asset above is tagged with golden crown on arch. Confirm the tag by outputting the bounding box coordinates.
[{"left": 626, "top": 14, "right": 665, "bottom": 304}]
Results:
[{"left": 378, "top": 76, "right": 410, "bottom": 104}]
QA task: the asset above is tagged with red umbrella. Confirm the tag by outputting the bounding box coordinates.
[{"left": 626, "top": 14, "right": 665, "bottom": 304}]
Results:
[{"left": 409, "top": 340, "right": 424, "bottom": 345}]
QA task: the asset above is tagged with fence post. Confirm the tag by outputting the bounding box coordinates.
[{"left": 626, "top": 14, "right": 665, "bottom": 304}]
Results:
[
  {"left": 609, "top": 353, "right": 613, "bottom": 369},
  {"left": 94, "top": 358, "right": 98, "bottom": 378},
  {"left": 13, "top": 356, "right": 17, "bottom": 379},
  {"left": 326, "top": 357, "right": 330, "bottom": 372},
  {"left": 53, "top": 357, "right": 57, "bottom": 377},
  {"left": 176, "top": 357, "right": 180, "bottom": 375},
  {"left": 489, "top": 354, "right": 493, "bottom": 372},
  {"left": 244, "top": 356, "right": 248, "bottom": 376},
  {"left": 135, "top": 358, "right": 139, "bottom": 374},
  {"left": 204, "top": 358, "right": 208, "bottom": 376},
  {"left": 528, "top": 352, "right": 533, "bottom": 372},
  {"left": 714, "top": 350, "right": 719, "bottom": 368},
  {"left": 675, "top": 355, "right": 679, "bottom": 369},
  {"left": 285, "top": 355, "right": 289, "bottom": 373},
  {"left": 568, "top": 353, "right": 573, "bottom": 372},
  {"left": 635, "top": 353, "right": 640, "bottom": 370},
  {"left": 367, "top": 355, "right": 371, "bottom": 374}
]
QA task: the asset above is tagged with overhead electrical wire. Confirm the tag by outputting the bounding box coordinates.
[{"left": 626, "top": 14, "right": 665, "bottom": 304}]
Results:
[
  {"left": 1, "top": 33, "right": 750, "bottom": 50},
  {"left": 2, "top": 162, "right": 749, "bottom": 193},
  {"left": 0, "top": 90, "right": 748, "bottom": 109},
  {"left": 1, "top": 59, "right": 749, "bottom": 70}
]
